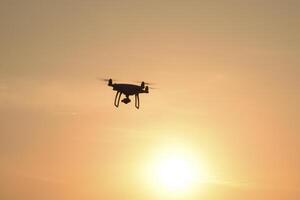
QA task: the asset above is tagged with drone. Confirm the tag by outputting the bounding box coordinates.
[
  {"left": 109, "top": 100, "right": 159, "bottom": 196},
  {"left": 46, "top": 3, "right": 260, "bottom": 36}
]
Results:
[{"left": 101, "top": 78, "right": 153, "bottom": 109}]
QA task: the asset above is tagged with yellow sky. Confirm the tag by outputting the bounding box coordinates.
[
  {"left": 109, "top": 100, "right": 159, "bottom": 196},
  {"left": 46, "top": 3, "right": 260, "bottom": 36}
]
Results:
[{"left": 0, "top": 1, "right": 299, "bottom": 200}]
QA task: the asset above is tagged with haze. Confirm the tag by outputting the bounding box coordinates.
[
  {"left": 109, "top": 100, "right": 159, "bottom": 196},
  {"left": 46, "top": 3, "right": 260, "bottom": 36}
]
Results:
[{"left": 0, "top": 1, "right": 299, "bottom": 200}]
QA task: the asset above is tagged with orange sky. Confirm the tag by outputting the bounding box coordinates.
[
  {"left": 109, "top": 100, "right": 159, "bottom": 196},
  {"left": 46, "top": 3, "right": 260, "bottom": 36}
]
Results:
[{"left": 0, "top": 1, "right": 299, "bottom": 200}]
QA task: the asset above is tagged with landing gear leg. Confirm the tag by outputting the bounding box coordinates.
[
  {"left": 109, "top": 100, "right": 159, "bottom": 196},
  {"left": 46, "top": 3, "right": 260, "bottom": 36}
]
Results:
[
  {"left": 114, "top": 91, "right": 122, "bottom": 107},
  {"left": 135, "top": 94, "right": 140, "bottom": 109}
]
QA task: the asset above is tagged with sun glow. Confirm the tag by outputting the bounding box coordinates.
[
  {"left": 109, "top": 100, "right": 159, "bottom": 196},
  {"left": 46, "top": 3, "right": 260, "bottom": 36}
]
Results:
[
  {"left": 154, "top": 155, "right": 195, "bottom": 191},
  {"left": 145, "top": 146, "right": 209, "bottom": 195}
]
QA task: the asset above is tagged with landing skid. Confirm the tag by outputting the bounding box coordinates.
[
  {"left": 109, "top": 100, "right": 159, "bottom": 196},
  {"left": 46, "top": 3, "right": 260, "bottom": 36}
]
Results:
[{"left": 114, "top": 92, "right": 140, "bottom": 109}]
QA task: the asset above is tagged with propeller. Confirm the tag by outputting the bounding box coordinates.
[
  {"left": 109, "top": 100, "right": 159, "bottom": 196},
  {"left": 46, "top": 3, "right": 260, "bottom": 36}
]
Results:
[
  {"left": 96, "top": 77, "right": 115, "bottom": 86},
  {"left": 135, "top": 81, "right": 155, "bottom": 85},
  {"left": 97, "top": 77, "right": 117, "bottom": 82}
]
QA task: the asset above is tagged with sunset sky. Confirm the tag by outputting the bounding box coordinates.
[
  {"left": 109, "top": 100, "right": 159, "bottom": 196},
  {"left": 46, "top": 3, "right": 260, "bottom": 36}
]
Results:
[{"left": 0, "top": 1, "right": 299, "bottom": 199}]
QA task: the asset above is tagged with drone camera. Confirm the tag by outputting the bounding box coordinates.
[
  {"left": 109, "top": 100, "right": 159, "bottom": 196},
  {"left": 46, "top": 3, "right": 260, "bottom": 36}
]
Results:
[{"left": 121, "top": 97, "right": 131, "bottom": 104}]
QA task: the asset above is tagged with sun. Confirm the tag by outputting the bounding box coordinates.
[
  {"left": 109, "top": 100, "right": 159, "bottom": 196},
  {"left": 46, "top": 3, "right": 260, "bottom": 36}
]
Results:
[
  {"left": 145, "top": 147, "right": 209, "bottom": 195},
  {"left": 154, "top": 155, "right": 195, "bottom": 191}
]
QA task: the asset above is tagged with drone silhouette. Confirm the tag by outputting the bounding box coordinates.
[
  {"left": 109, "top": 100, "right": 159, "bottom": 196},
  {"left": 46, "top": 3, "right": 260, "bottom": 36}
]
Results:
[{"left": 101, "top": 78, "right": 153, "bottom": 109}]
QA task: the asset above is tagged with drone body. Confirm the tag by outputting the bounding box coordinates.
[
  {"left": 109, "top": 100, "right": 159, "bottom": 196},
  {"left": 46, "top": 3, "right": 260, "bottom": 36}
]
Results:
[{"left": 105, "top": 79, "right": 149, "bottom": 109}]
